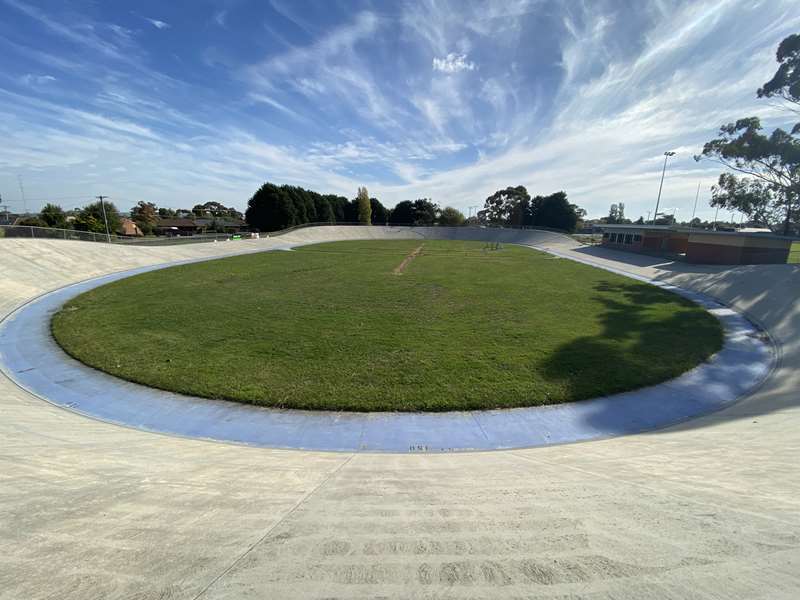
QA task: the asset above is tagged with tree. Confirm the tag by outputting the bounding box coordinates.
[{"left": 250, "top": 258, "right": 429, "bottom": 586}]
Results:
[
  {"left": 130, "top": 201, "right": 158, "bottom": 235},
  {"left": 482, "top": 186, "right": 531, "bottom": 226},
  {"left": 438, "top": 206, "right": 465, "bottom": 226},
  {"left": 158, "top": 207, "right": 177, "bottom": 217},
  {"left": 313, "top": 193, "right": 335, "bottom": 223},
  {"left": 17, "top": 215, "right": 47, "bottom": 227},
  {"left": 357, "top": 187, "right": 371, "bottom": 224},
  {"left": 73, "top": 200, "right": 121, "bottom": 234},
  {"left": 245, "top": 183, "right": 297, "bottom": 232},
  {"left": 39, "top": 203, "right": 66, "bottom": 228},
  {"left": 757, "top": 33, "right": 800, "bottom": 110},
  {"left": 370, "top": 197, "right": 389, "bottom": 224},
  {"left": 412, "top": 198, "right": 438, "bottom": 225},
  {"left": 606, "top": 203, "right": 626, "bottom": 224},
  {"left": 390, "top": 200, "right": 415, "bottom": 224},
  {"left": 698, "top": 34, "right": 800, "bottom": 235},
  {"left": 710, "top": 173, "right": 779, "bottom": 227},
  {"left": 536, "top": 192, "right": 579, "bottom": 232},
  {"left": 191, "top": 201, "right": 242, "bottom": 219}
]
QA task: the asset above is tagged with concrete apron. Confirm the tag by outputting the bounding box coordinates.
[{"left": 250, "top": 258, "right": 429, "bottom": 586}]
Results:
[{"left": 0, "top": 244, "right": 773, "bottom": 453}]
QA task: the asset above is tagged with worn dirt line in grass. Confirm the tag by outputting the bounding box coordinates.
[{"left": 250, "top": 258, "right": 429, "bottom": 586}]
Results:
[{"left": 393, "top": 244, "right": 425, "bottom": 275}]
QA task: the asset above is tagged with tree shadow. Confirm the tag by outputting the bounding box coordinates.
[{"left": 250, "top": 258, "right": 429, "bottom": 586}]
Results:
[{"left": 539, "top": 281, "right": 723, "bottom": 408}]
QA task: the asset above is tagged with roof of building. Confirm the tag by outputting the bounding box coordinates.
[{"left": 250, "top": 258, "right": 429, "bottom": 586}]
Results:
[{"left": 155, "top": 218, "right": 197, "bottom": 228}]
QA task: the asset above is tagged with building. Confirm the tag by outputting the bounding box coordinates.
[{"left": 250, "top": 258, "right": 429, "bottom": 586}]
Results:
[
  {"left": 154, "top": 218, "right": 198, "bottom": 236},
  {"left": 601, "top": 224, "right": 793, "bottom": 265}
]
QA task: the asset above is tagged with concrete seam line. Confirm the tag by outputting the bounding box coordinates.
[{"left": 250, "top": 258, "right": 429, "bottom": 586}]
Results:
[
  {"left": 506, "top": 451, "right": 800, "bottom": 528},
  {"left": 191, "top": 452, "right": 355, "bottom": 599}
]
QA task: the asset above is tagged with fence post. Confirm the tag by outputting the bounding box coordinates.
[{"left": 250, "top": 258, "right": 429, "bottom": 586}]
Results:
[
  {"left": 64, "top": 228, "right": 67, "bottom": 240},
  {"left": 30, "top": 226, "right": 34, "bottom": 239}
]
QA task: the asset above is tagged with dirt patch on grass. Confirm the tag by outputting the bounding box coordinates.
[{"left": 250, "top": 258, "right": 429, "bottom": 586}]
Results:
[{"left": 393, "top": 244, "right": 424, "bottom": 275}]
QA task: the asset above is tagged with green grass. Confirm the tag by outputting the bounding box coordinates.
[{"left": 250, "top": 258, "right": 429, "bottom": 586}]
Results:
[
  {"left": 789, "top": 242, "right": 800, "bottom": 264},
  {"left": 51, "top": 240, "right": 723, "bottom": 412}
]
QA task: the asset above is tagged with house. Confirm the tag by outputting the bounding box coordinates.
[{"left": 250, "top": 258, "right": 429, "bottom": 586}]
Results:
[{"left": 155, "top": 218, "right": 199, "bottom": 236}]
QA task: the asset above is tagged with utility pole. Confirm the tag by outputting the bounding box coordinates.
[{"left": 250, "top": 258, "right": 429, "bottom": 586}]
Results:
[
  {"left": 17, "top": 175, "right": 27, "bottom": 215},
  {"left": 690, "top": 181, "right": 701, "bottom": 227},
  {"left": 96, "top": 195, "right": 112, "bottom": 242},
  {"left": 652, "top": 151, "right": 676, "bottom": 224}
]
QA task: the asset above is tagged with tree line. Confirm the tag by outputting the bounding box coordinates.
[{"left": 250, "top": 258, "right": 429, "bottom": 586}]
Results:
[
  {"left": 244, "top": 182, "right": 468, "bottom": 231},
  {"left": 477, "top": 186, "right": 585, "bottom": 232},
  {"left": 14, "top": 199, "right": 243, "bottom": 236}
]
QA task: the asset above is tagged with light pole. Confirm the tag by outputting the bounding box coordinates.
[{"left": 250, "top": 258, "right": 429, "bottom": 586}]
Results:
[
  {"left": 690, "top": 181, "right": 701, "bottom": 227},
  {"left": 96, "top": 195, "right": 111, "bottom": 242},
  {"left": 652, "top": 151, "right": 676, "bottom": 224}
]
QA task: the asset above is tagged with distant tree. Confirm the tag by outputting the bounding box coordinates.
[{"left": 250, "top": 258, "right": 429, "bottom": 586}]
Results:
[
  {"left": 39, "top": 203, "right": 66, "bottom": 228},
  {"left": 191, "top": 201, "right": 243, "bottom": 219},
  {"left": 158, "top": 207, "right": 177, "bottom": 217},
  {"left": 370, "top": 197, "right": 389, "bottom": 224},
  {"left": 17, "top": 215, "right": 47, "bottom": 227},
  {"left": 245, "top": 183, "right": 297, "bottom": 232},
  {"left": 483, "top": 186, "right": 531, "bottom": 226},
  {"left": 697, "top": 33, "right": 800, "bottom": 235},
  {"left": 313, "top": 193, "right": 335, "bottom": 223},
  {"left": 130, "top": 201, "right": 158, "bottom": 235},
  {"left": 412, "top": 198, "right": 439, "bottom": 225},
  {"left": 390, "top": 200, "right": 415, "bottom": 224},
  {"left": 634, "top": 216, "right": 645, "bottom": 224},
  {"left": 73, "top": 200, "right": 121, "bottom": 234},
  {"left": 357, "top": 187, "right": 371, "bottom": 224},
  {"left": 606, "top": 203, "right": 627, "bottom": 224},
  {"left": 709, "top": 173, "right": 779, "bottom": 228},
  {"left": 438, "top": 206, "right": 465, "bottom": 226},
  {"left": 536, "top": 192, "right": 579, "bottom": 232}
]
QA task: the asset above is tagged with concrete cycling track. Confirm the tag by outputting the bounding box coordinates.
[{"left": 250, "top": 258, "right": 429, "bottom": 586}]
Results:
[
  {"left": 2, "top": 225, "right": 799, "bottom": 599},
  {"left": 0, "top": 235, "right": 771, "bottom": 452}
]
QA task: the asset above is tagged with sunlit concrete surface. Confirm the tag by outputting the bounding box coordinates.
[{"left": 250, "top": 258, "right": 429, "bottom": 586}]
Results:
[{"left": 1, "top": 226, "right": 799, "bottom": 599}]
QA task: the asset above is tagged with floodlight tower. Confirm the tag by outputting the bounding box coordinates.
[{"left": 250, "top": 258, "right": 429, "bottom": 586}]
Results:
[{"left": 652, "top": 151, "right": 676, "bottom": 224}]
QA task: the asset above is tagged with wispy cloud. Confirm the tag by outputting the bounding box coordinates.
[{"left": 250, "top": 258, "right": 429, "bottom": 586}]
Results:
[
  {"left": 145, "top": 17, "right": 170, "bottom": 30},
  {"left": 1, "top": 0, "right": 799, "bottom": 223},
  {"left": 432, "top": 53, "right": 476, "bottom": 73},
  {"left": 20, "top": 74, "right": 56, "bottom": 85}
]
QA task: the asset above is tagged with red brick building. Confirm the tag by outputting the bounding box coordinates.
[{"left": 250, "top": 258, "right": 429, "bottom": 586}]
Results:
[{"left": 601, "top": 225, "right": 792, "bottom": 265}]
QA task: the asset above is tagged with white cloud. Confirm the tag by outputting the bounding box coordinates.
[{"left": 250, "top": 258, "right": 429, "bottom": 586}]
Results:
[
  {"left": 213, "top": 10, "right": 227, "bottom": 27},
  {"left": 20, "top": 74, "right": 56, "bottom": 85},
  {"left": 432, "top": 52, "right": 476, "bottom": 73},
  {"left": 146, "top": 18, "right": 170, "bottom": 30}
]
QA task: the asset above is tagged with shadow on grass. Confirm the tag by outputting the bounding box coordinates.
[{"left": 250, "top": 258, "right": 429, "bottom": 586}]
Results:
[{"left": 539, "top": 280, "right": 724, "bottom": 432}]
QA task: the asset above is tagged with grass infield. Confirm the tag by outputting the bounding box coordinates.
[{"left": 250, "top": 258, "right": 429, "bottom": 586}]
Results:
[{"left": 51, "top": 240, "right": 723, "bottom": 412}]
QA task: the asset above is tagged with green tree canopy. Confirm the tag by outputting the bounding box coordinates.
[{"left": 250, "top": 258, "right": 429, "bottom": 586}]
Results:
[
  {"left": 245, "top": 183, "right": 297, "bottom": 232},
  {"left": 438, "top": 206, "right": 465, "bottom": 226},
  {"left": 39, "top": 203, "right": 66, "bottom": 228},
  {"left": 536, "top": 192, "right": 579, "bottom": 232},
  {"left": 130, "top": 201, "right": 158, "bottom": 235},
  {"left": 370, "top": 197, "right": 389, "bottom": 224},
  {"left": 698, "top": 33, "right": 800, "bottom": 234},
  {"left": 357, "top": 187, "right": 371, "bottom": 224},
  {"left": 73, "top": 200, "right": 121, "bottom": 234},
  {"left": 481, "top": 186, "right": 531, "bottom": 226}
]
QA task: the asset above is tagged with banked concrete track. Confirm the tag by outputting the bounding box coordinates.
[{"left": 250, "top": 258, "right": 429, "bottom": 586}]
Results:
[{"left": 1, "top": 226, "right": 799, "bottom": 599}]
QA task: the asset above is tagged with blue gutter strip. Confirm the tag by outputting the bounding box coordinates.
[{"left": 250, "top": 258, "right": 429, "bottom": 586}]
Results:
[{"left": 0, "top": 245, "right": 773, "bottom": 453}]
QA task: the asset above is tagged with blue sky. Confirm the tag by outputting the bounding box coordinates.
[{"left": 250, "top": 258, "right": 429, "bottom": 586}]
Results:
[{"left": 0, "top": 0, "right": 798, "bottom": 220}]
